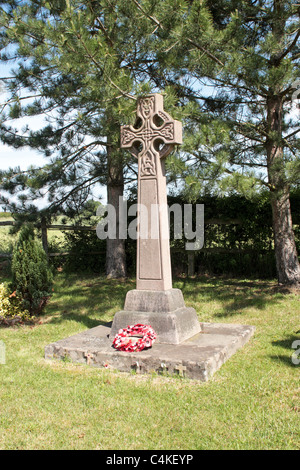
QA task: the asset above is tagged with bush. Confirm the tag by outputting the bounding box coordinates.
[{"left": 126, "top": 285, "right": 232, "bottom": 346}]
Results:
[
  {"left": 0, "top": 282, "right": 31, "bottom": 326},
  {"left": 11, "top": 224, "right": 53, "bottom": 315},
  {"left": 62, "top": 230, "right": 106, "bottom": 273}
]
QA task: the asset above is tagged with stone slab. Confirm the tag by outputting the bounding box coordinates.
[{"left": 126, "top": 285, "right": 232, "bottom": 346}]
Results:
[{"left": 44, "top": 322, "right": 255, "bottom": 381}]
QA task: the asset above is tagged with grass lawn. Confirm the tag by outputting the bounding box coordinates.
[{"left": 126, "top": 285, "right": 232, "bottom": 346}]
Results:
[
  {"left": 0, "top": 214, "right": 16, "bottom": 255},
  {"left": 0, "top": 272, "right": 299, "bottom": 450}
]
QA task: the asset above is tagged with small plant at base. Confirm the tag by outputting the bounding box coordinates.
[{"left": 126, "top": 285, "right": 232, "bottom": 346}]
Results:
[{"left": 0, "top": 283, "right": 32, "bottom": 325}]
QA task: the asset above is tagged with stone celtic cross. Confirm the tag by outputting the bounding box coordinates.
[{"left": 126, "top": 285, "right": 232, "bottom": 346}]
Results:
[
  {"left": 121, "top": 94, "right": 182, "bottom": 290},
  {"left": 110, "top": 94, "right": 200, "bottom": 343}
]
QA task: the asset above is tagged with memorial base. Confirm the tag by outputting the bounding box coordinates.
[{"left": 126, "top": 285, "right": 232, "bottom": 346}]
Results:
[
  {"left": 109, "top": 288, "right": 201, "bottom": 344},
  {"left": 44, "top": 322, "right": 255, "bottom": 382}
]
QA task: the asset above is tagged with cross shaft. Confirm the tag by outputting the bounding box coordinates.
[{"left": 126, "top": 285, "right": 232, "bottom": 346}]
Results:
[{"left": 121, "top": 94, "right": 182, "bottom": 290}]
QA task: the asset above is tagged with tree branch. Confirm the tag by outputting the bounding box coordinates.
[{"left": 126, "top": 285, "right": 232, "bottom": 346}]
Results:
[
  {"left": 130, "top": 0, "right": 163, "bottom": 30},
  {"left": 95, "top": 17, "right": 114, "bottom": 47},
  {"left": 76, "top": 34, "right": 136, "bottom": 101},
  {"left": 47, "top": 175, "right": 98, "bottom": 210},
  {"left": 276, "top": 29, "right": 300, "bottom": 63},
  {"left": 284, "top": 128, "right": 300, "bottom": 140},
  {"left": 186, "top": 38, "right": 224, "bottom": 67}
]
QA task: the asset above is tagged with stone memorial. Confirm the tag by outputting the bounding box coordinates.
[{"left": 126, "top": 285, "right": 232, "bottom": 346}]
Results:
[
  {"left": 109, "top": 94, "right": 201, "bottom": 344},
  {"left": 45, "top": 93, "right": 255, "bottom": 381}
]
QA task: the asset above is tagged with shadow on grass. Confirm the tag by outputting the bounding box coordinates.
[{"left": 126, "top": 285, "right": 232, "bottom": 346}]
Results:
[
  {"left": 48, "top": 312, "right": 102, "bottom": 330},
  {"left": 270, "top": 333, "right": 300, "bottom": 368},
  {"left": 175, "top": 275, "right": 296, "bottom": 318},
  {"left": 44, "top": 273, "right": 134, "bottom": 329},
  {"left": 44, "top": 273, "right": 298, "bottom": 329}
]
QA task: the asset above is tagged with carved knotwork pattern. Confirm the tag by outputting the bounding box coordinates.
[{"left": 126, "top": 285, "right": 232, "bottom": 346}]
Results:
[
  {"left": 141, "top": 151, "right": 156, "bottom": 177},
  {"left": 159, "top": 123, "right": 174, "bottom": 140},
  {"left": 121, "top": 123, "right": 174, "bottom": 148},
  {"left": 140, "top": 96, "right": 155, "bottom": 119},
  {"left": 120, "top": 94, "right": 182, "bottom": 178},
  {"left": 121, "top": 128, "right": 137, "bottom": 146}
]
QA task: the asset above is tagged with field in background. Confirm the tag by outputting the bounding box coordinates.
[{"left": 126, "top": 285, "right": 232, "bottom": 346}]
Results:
[
  {"left": 0, "top": 213, "right": 68, "bottom": 256},
  {"left": 0, "top": 213, "right": 16, "bottom": 255}
]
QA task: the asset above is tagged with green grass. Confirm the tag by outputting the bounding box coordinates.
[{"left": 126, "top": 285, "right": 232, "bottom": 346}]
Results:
[
  {"left": 0, "top": 213, "right": 16, "bottom": 255},
  {"left": 0, "top": 273, "right": 299, "bottom": 450}
]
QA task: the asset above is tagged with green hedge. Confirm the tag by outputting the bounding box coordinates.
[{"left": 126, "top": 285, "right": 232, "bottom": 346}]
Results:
[{"left": 50, "top": 191, "right": 300, "bottom": 279}]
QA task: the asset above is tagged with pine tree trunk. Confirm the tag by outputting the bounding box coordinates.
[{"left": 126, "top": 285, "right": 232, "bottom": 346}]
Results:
[
  {"left": 106, "top": 143, "right": 127, "bottom": 279},
  {"left": 266, "top": 94, "right": 300, "bottom": 286},
  {"left": 270, "top": 189, "right": 300, "bottom": 285}
]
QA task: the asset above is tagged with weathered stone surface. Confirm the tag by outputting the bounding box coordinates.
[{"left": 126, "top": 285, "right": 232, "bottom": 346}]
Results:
[
  {"left": 110, "top": 288, "right": 201, "bottom": 344},
  {"left": 123, "top": 288, "right": 185, "bottom": 312},
  {"left": 44, "top": 322, "right": 255, "bottom": 382},
  {"left": 110, "top": 308, "right": 201, "bottom": 344}
]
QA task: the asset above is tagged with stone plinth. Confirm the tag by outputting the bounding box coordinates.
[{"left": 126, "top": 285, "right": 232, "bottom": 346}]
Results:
[
  {"left": 44, "top": 322, "right": 255, "bottom": 382},
  {"left": 109, "top": 289, "right": 201, "bottom": 344}
]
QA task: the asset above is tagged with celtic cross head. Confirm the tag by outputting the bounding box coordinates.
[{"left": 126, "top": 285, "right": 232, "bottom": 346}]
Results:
[{"left": 120, "top": 94, "right": 182, "bottom": 162}]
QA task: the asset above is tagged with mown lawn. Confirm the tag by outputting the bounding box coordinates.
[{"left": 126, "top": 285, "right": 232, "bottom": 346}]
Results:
[{"left": 0, "top": 272, "right": 299, "bottom": 450}]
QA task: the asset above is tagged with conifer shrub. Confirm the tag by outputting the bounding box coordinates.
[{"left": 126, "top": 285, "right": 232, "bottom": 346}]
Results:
[{"left": 11, "top": 224, "right": 53, "bottom": 315}]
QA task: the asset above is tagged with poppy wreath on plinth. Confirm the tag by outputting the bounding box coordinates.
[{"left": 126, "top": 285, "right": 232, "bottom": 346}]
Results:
[{"left": 112, "top": 323, "right": 157, "bottom": 352}]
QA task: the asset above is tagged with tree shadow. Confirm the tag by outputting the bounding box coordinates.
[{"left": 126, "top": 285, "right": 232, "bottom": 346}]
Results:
[
  {"left": 48, "top": 312, "right": 102, "bottom": 330},
  {"left": 175, "top": 275, "right": 298, "bottom": 318},
  {"left": 44, "top": 274, "right": 134, "bottom": 329},
  {"left": 44, "top": 273, "right": 298, "bottom": 329}
]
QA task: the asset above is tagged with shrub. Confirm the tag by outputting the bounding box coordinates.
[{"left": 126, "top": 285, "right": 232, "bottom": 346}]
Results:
[
  {"left": 63, "top": 229, "right": 106, "bottom": 273},
  {"left": 0, "top": 282, "right": 31, "bottom": 326},
  {"left": 11, "top": 224, "right": 53, "bottom": 315}
]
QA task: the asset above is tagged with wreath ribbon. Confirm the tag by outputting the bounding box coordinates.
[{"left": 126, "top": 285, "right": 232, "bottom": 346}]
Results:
[{"left": 112, "top": 323, "right": 157, "bottom": 352}]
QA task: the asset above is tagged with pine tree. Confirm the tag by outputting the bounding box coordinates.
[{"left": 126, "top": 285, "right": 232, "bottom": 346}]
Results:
[
  {"left": 146, "top": 0, "right": 300, "bottom": 286},
  {"left": 2, "top": 0, "right": 298, "bottom": 285},
  {"left": 0, "top": 1, "right": 189, "bottom": 277},
  {"left": 0, "top": 0, "right": 146, "bottom": 278}
]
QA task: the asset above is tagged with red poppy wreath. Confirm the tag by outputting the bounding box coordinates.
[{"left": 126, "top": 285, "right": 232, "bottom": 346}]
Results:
[{"left": 112, "top": 323, "right": 157, "bottom": 352}]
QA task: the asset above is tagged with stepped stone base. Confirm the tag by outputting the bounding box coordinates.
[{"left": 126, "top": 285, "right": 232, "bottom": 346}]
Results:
[
  {"left": 109, "top": 289, "right": 201, "bottom": 344},
  {"left": 44, "top": 322, "right": 255, "bottom": 382}
]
